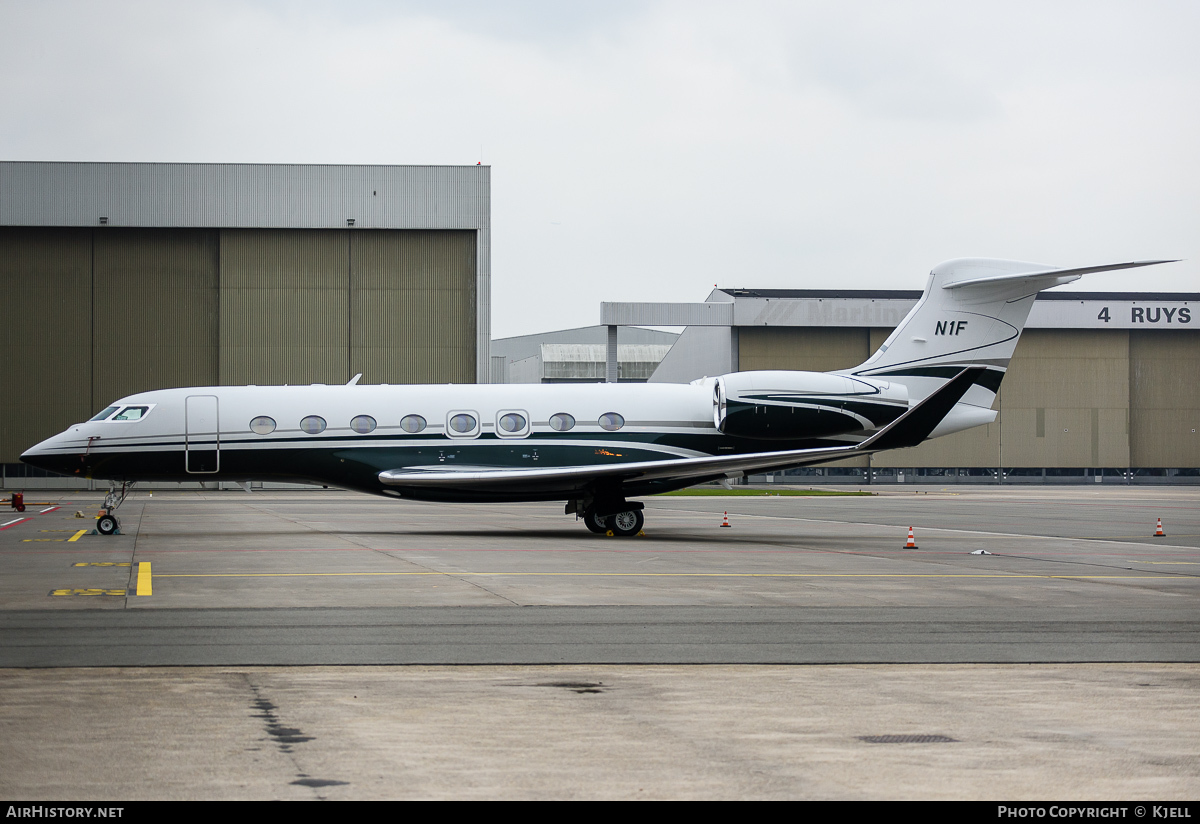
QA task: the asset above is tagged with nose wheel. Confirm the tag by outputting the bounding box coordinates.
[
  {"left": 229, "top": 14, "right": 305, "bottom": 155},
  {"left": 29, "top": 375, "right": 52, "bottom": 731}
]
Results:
[{"left": 97, "top": 514, "right": 120, "bottom": 535}]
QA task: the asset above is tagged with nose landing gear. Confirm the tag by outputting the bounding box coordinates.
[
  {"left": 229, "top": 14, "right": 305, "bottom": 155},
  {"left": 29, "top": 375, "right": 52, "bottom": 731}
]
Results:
[{"left": 96, "top": 482, "right": 133, "bottom": 536}]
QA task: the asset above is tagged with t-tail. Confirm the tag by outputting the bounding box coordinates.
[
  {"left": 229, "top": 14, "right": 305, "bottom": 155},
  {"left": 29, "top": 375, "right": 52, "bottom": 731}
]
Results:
[{"left": 843, "top": 257, "right": 1175, "bottom": 438}]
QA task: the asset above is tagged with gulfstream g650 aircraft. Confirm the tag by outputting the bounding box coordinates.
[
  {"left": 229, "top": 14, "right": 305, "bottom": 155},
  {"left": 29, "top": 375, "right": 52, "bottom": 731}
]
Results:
[{"left": 22, "top": 258, "right": 1169, "bottom": 536}]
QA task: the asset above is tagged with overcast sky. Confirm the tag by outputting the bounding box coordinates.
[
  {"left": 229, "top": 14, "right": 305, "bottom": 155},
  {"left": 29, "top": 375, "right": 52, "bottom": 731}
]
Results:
[{"left": 2, "top": 0, "right": 1196, "bottom": 337}]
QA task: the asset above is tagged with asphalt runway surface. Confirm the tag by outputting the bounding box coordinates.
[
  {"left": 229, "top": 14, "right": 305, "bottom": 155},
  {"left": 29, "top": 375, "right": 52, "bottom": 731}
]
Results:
[
  {"left": 2, "top": 486, "right": 1197, "bottom": 666},
  {"left": 2, "top": 485, "right": 1197, "bottom": 798}
]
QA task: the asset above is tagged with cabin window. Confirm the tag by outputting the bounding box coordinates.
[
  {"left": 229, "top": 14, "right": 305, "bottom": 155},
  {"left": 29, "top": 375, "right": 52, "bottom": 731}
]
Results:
[
  {"left": 250, "top": 416, "right": 276, "bottom": 435},
  {"left": 90, "top": 406, "right": 120, "bottom": 422},
  {"left": 447, "top": 411, "right": 480, "bottom": 438},
  {"left": 497, "top": 411, "right": 529, "bottom": 438},
  {"left": 350, "top": 415, "right": 377, "bottom": 434},
  {"left": 300, "top": 415, "right": 327, "bottom": 434},
  {"left": 400, "top": 415, "right": 427, "bottom": 434},
  {"left": 112, "top": 406, "right": 149, "bottom": 421},
  {"left": 549, "top": 413, "right": 575, "bottom": 432},
  {"left": 598, "top": 412, "right": 625, "bottom": 431}
]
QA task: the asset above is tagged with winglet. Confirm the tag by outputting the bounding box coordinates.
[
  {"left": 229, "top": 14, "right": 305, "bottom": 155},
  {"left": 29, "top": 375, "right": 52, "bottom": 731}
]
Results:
[{"left": 859, "top": 367, "right": 985, "bottom": 452}]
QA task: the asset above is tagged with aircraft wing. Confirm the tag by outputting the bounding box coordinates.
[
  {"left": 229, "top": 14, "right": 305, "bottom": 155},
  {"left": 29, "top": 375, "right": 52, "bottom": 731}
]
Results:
[{"left": 378, "top": 367, "right": 984, "bottom": 493}]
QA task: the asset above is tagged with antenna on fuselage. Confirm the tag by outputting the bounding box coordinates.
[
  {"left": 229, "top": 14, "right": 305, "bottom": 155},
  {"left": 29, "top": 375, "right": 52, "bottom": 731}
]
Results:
[{"left": 347, "top": 373, "right": 362, "bottom": 386}]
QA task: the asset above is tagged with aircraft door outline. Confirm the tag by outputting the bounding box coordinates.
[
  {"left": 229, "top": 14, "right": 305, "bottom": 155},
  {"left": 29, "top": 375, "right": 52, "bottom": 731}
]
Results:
[{"left": 185, "top": 395, "right": 220, "bottom": 474}]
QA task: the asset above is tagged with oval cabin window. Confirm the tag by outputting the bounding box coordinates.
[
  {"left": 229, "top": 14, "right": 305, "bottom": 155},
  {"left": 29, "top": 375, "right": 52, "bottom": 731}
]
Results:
[
  {"left": 250, "top": 416, "right": 276, "bottom": 435},
  {"left": 300, "top": 415, "right": 327, "bottom": 434},
  {"left": 350, "top": 415, "right": 377, "bottom": 434},
  {"left": 549, "top": 413, "right": 575, "bottom": 432},
  {"left": 449, "top": 413, "right": 477, "bottom": 434},
  {"left": 598, "top": 412, "right": 624, "bottom": 431},
  {"left": 400, "top": 415, "right": 427, "bottom": 434},
  {"left": 498, "top": 412, "right": 527, "bottom": 433}
]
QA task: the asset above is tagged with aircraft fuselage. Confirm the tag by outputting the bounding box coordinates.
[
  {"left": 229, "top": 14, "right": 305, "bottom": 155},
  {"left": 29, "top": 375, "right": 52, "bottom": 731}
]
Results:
[{"left": 22, "top": 378, "right": 902, "bottom": 502}]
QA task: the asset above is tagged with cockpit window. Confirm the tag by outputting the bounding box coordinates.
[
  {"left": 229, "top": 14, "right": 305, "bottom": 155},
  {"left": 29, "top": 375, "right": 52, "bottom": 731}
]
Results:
[
  {"left": 90, "top": 406, "right": 120, "bottom": 422},
  {"left": 112, "top": 406, "right": 149, "bottom": 421}
]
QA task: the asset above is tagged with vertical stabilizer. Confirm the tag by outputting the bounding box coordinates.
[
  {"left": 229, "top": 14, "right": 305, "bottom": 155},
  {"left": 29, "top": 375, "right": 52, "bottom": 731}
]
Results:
[{"left": 843, "top": 258, "right": 1173, "bottom": 430}]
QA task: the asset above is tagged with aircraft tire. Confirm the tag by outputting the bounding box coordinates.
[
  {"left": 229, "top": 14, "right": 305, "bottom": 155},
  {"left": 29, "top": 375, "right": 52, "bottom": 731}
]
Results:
[
  {"left": 609, "top": 510, "right": 644, "bottom": 537},
  {"left": 583, "top": 511, "right": 609, "bottom": 534},
  {"left": 97, "top": 515, "right": 118, "bottom": 535}
]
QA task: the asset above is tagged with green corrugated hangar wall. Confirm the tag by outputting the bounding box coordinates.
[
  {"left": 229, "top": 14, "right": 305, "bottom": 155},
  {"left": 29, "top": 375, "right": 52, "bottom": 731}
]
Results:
[
  {"left": 737, "top": 326, "right": 1200, "bottom": 469},
  {"left": 0, "top": 227, "right": 476, "bottom": 463}
]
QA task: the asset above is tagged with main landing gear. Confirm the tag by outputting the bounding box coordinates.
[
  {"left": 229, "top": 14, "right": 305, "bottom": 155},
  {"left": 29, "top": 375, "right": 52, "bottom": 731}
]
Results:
[{"left": 574, "top": 500, "right": 645, "bottom": 537}]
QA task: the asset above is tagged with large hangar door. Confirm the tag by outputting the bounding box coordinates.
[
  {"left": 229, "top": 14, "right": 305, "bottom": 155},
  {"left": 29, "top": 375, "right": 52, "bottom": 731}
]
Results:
[{"left": 185, "top": 395, "right": 220, "bottom": 473}]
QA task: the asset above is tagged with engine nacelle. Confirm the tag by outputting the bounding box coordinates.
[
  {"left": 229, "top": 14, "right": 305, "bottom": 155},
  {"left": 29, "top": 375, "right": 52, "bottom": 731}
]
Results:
[{"left": 713, "top": 371, "right": 909, "bottom": 440}]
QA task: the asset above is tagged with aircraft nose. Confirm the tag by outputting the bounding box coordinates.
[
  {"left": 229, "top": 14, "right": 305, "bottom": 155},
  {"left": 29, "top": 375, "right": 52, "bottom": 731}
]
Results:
[{"left": 21, "top": 433, "right": 81, "bottom": 477}]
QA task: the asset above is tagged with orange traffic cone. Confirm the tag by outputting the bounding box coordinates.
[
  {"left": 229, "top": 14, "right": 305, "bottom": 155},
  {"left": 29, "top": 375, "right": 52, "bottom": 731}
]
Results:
[
  {"left": 903, "top": 527, "right": 918, "bottom": 548},
  {"left": 1154, "top": 518, "right": 1165, "bottom": 537},
  {"left": 720, "top": 511, "right": 731, "bottom": 528}
]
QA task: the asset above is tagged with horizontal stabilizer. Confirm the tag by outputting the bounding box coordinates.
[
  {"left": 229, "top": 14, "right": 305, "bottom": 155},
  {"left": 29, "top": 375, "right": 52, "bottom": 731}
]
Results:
[{"left": 942, "top": 260, "right": 1177, "bottom": 289}]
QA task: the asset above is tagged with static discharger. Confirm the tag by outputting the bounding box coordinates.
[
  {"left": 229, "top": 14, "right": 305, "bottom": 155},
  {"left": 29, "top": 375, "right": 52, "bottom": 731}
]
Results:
[
  {"left": 720, "top": 511, "right": 731, "bottom": 528},
  {"left": 904, "top": 527, "right": 918, "bottom": 549},
  {"left": 1155, "top": 518, "right": 1165, "bottom": 537}
]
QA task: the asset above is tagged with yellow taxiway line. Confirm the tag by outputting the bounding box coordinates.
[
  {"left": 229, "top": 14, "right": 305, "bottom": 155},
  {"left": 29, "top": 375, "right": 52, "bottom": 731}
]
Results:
[
  {"left": 154, "top": 571, "right": 1192, "bottom": 580},
  {"left": 136, "top": 561, "right": 152, "bottom": 596}
]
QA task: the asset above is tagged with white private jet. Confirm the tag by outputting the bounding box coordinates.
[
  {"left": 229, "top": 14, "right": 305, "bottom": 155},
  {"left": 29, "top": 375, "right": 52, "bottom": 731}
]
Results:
[{"left": 22, "top": 258, "right": 1170, "bottom": 536}]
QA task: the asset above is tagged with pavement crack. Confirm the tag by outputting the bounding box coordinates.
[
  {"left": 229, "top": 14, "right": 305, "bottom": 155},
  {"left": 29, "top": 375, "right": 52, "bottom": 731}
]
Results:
[{"left": 242, "top": 673, "right": 349, "bottom": 798}]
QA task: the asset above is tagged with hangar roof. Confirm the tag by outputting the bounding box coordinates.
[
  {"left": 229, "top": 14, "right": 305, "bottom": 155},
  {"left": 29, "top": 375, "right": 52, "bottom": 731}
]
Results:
[
  {"left": 0, "top": 161, "right": 489, "bottom": 230},
  {"left": 718, "top": 288, "right": 1197, "bottom": 302},
  {"left": 602, "top": 289, "right": 1197, "bottom": 330}
]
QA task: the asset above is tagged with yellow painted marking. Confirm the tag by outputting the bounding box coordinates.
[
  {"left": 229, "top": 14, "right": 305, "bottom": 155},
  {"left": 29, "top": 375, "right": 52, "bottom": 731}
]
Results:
[
  {"left": 48, "top": 588, "right": 126, "bottom": 596},
  {"left": 22, "top": 538, "right": 63, "bottom": 542},
  {"left": 72, "top": 562, "right": 131, "bottom": 567},
  {"left": 154, "top": 571, "right": 1194, "bottom": 581},
  {"left": 136, "top": 561, "right": 152, "bottom": 596},
  {"left": 67, "top": 530, "right": 86, "bottom": 542}
]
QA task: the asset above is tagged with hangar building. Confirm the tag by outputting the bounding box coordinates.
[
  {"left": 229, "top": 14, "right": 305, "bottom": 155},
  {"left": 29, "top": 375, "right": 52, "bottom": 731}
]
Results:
[
  {"left": 0, "top": 161, "right": 489, "bottom": 483},
  {"left": 491, "top": 325, "right": 678, "bottom": 384}
]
